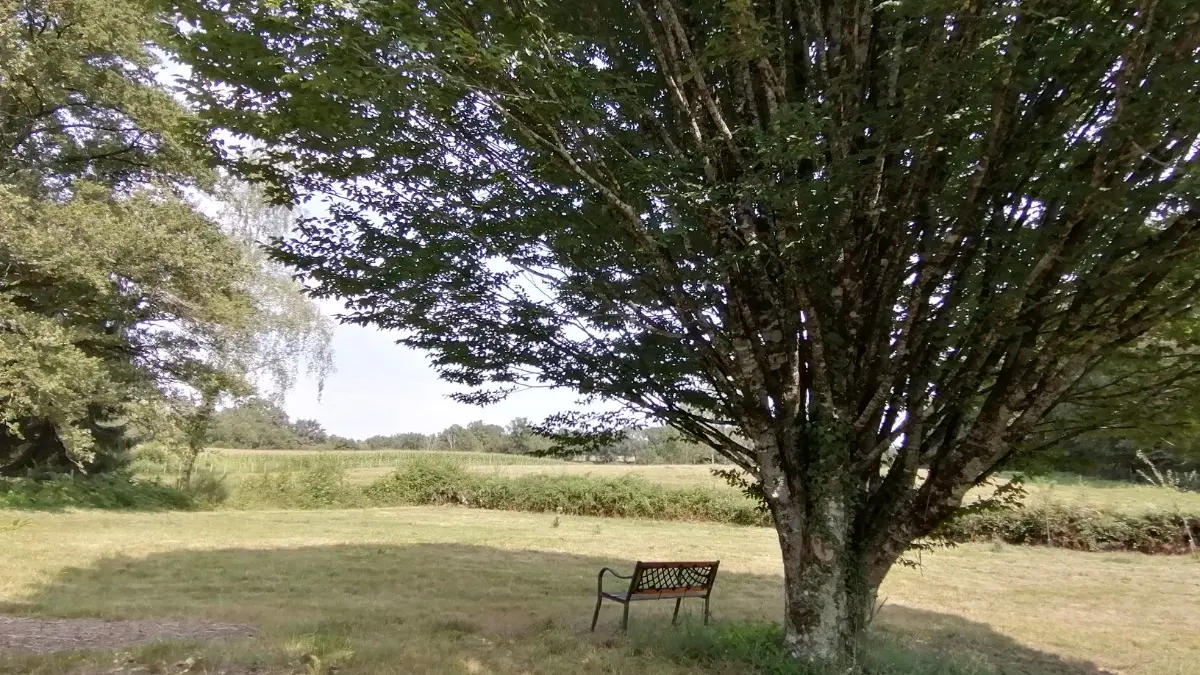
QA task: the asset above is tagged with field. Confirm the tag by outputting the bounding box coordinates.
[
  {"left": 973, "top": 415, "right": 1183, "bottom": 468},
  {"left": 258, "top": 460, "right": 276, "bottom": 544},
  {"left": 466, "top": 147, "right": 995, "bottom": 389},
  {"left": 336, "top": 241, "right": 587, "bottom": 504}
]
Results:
[
  {"left": 163, "top": 449, "right": 1200, "bottom": 514},
  {"left": 179, "top": 449, "right": 566, "bottom": 474},
  {"left": 6, "top": 448, "right": 1191, "bottom": 674},
  {"left": 1, "top": 506, "right": 1197, "bottom": 675}
]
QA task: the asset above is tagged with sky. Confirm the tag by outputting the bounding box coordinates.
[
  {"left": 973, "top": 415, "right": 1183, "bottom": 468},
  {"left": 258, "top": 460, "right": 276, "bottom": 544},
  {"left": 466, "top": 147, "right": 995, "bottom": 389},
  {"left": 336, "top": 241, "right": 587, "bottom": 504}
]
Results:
[{"left": 281, "top": 308, "right": 598, "bottom": 438}]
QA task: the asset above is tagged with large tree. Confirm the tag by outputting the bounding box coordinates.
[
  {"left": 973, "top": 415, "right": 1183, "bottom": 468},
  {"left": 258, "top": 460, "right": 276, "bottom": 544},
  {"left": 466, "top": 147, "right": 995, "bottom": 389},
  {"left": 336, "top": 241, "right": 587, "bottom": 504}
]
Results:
[
  {"left": 0, "top": 0, "right": 333, "bottom": 475},
  {"left": 170, "top": 0, "right": 1200, "bottom": 662},
  {"left": 0, "top": 182, "right": 252, "bottom": 472},
  {"left": 0, "top": 0, "right": 244, "bottom": 472},
  {"left": 0, "top": 0, "right": 201, "bottom": 194}
]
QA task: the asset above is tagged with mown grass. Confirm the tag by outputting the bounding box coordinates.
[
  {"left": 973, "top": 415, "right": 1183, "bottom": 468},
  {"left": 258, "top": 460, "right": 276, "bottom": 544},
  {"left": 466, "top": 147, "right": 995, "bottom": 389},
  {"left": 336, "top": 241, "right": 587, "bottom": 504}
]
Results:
[{"left": 0, "top": 507, "right": 1195, "bottom": 675}]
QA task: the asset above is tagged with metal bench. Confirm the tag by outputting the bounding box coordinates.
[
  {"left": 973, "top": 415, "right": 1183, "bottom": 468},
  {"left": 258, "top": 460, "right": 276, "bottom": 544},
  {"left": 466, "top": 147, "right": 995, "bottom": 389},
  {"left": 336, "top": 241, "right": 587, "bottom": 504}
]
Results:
[{"left": 590, "top": 560, "right": 720, "bottom": 631}]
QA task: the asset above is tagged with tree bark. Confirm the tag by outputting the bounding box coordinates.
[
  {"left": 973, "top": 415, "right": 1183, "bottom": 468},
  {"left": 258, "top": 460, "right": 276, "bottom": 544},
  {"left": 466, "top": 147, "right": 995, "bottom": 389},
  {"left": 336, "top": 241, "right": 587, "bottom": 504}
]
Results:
[
  {"left": 766, "top": 474, "right": 888, "bottom": 664},
  {"left": 0, "top": 422, "right": 71, "bottom": 476}
]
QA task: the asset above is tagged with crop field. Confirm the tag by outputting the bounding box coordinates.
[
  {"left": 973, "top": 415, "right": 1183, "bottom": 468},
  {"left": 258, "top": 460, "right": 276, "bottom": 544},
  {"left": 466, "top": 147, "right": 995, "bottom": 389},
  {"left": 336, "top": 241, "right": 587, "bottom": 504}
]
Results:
[{"left": 134, "top": 449, "right": 567, "bottom": 482}]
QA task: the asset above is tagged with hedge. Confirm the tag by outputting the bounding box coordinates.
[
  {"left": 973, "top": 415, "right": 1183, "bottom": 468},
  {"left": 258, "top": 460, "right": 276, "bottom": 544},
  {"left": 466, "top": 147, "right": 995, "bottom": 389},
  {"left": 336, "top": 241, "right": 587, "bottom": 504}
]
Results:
[
  {"left": 9, "top": 458, "right": 1195, "bottom": 554},
  {"left": 938, "top": 502, "right": 1199, "bottom": 554},
  {"left": 0, "top": 474, "right": 195, "bottom": 511}
]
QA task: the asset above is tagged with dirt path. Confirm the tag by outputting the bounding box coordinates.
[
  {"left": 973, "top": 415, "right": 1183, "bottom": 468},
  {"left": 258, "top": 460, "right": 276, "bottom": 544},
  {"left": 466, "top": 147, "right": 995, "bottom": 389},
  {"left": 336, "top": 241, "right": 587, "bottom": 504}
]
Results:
[{"left": 0, "top": 615, "right": 256, "bottom": 654}]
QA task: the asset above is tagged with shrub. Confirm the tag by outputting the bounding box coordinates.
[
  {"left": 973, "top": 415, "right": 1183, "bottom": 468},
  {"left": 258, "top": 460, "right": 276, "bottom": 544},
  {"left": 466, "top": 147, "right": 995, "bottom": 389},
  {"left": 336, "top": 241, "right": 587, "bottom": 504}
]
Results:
[
  {"left": 228, "top": 455, "right": 360, "bottom": 509},
  {"left": 362, "top": 457, "right": 475, "bottom": 506},
  {"left": 361, "top": 459, "right": 771, "bottom": 526},
  {"left": 0, "top": 474, "right": 195, "bottom": 511},
  {"left": 937, "top": 502, "right": 1200, "bottom": 554},
  {"left": 188, "top": 458, "right": 1199, "bottom": 554},
  {"left": 187, "top": 469, "right": 232, "bottom": 507}
]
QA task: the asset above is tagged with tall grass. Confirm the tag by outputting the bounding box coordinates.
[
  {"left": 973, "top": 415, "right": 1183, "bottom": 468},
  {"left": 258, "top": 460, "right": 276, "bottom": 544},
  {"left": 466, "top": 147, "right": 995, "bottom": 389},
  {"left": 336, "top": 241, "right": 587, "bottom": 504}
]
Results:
[
  {"left": 133, "top": 447, "right": 564, "bottom": 477},
  {"left": 0, "top": 474, "right": 195, "bottom": 511},
  {"left": 229, "top": 456, "right": 763, "bottom": 524}
]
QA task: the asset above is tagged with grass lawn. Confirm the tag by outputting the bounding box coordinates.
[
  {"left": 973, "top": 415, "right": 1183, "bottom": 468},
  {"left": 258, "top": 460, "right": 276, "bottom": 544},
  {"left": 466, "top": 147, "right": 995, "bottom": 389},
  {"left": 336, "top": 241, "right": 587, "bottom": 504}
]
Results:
[{"left": 1, "top": 506, "right": 1196, "bottom": 675}]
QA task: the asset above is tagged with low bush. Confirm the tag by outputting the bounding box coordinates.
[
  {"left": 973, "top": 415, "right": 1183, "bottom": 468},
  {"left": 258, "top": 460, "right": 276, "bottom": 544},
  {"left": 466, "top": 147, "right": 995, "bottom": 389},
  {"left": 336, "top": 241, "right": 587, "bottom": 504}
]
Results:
[
  {"left": 22, "top": 457, "right": 1192, "bottom": 554},
  {"left": 187, "top": 469, "right": 232, "bottom": 507},
  {"left": 229, "top": 455, "right": 361, "bottom": 509},
  {"left": 223, "top": 459, "right": 1198, "bottom": 553},
  {"left": 362, "top": 458, "right": 768, "bottom": 525},
  {"left": 362, "top": 457, "right": 475, "bottom": 505},
  {"left": 938, "top": 502, "right": 1199, "bottom": 554},
  {"left": 0, "top": 474, "right": 195, "bottom": 511}
]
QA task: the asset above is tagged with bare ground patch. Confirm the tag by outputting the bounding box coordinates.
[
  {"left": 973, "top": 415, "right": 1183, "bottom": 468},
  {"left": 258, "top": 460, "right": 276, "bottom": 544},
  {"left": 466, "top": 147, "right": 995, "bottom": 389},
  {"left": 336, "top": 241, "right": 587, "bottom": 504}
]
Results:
[{"left": 0, "top": 615, "right": 257, "bottom": 654}]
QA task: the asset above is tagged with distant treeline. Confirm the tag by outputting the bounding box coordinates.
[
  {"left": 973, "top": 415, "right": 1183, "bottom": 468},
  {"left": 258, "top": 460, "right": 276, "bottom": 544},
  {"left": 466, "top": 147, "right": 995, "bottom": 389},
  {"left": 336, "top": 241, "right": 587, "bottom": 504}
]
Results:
[
  {"left": 211, "top": 399, "right": 1200, "bottom": 477},
  {"left": 207, "top": 398, "right": 723, "bottom": 464}
]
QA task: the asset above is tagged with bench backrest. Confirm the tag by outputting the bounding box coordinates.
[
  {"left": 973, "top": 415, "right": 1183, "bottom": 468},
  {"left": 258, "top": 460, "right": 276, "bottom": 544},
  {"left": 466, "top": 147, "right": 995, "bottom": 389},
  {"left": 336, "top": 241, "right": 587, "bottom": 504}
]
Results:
[{"left": 630, "top": 561, "right": 719, "bottom": 596}]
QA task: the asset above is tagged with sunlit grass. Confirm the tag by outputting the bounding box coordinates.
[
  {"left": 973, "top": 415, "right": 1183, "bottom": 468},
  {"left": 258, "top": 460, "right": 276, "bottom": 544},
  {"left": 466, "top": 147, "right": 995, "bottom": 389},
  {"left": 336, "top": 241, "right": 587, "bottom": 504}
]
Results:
[{"left": 0, "top": 506, "right": 1196, "bottom": 675}]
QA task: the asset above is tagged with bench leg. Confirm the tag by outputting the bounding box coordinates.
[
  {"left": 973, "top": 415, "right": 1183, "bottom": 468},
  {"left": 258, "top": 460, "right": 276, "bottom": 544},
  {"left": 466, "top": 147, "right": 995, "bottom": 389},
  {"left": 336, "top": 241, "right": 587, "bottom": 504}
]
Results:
[
  {"left": 703, "top": 597, "right": 711, "bottom": 625},
  {"left": 672, "top": 598, "right": 682, "bottom": 625},
  {"left": 621, "top": 602, "right": 631, "bottom": 632},
  {"left": 591, "top": 596, "right": 603, "bottom": 632}
]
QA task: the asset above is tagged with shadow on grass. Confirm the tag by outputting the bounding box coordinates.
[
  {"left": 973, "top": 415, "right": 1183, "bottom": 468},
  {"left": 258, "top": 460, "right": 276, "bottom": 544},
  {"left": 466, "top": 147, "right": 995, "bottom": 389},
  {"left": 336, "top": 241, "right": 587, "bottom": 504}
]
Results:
[{"left": 0, "top": 543, "right": 1111, "bottom": 675}]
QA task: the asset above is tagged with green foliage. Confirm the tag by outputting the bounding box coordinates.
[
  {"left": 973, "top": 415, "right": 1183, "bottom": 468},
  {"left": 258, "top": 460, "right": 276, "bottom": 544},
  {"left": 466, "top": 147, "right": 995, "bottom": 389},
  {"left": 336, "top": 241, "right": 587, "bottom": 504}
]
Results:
[
  {"left": 208, "top": 398, "right": 305, "bottom": 449},
  {"left": 937, "top": 503, "right": 1200, "bottom": 555},
  {"left": 0, "top": 0, "right": 202, "bottom": 194},
  {"left": 1026, "top": 314, "right": 1200, "bottom": 461},
  {"left": 0, "top": 0, "right": 280, "bottom": 476},
  {"left": 357, "top": 422, "right": 720, "bottom": 463},
  {"left": 133, "top": 448, "right": 564, "bottom": 478},
  {"left": 0, "top": 181, "right": 254, "bottom": 472},
  {"left": 0, "top": 475, "right": 195, "bottom": 511},
  {"left": 363, "top": 458, "right": 766, "bottom": 524},
  {"left": 186, "top": 469, "right": 232, "bottom": 507},
  {"left": 172, "top": 5, "right": 1200, "bottom": 653},
  {"left": 230, "top": 455, "right": 360, "bottom": 509},
  {"left": 361, "top": 457, "right": 475, "bottom": 506},
  {"left": 212, "top": 458, "right": 1198, "bottom": 553},
  {"left": 0, "top": 0, "right": 334, "bottom": 479}
]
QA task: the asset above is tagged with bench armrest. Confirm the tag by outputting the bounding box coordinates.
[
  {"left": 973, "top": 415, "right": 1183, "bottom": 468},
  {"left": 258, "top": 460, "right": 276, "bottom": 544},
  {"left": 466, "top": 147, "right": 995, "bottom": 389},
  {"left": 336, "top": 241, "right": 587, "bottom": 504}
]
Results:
[{"left": 597, "top": 566, "right": 632, "bottom": 595}]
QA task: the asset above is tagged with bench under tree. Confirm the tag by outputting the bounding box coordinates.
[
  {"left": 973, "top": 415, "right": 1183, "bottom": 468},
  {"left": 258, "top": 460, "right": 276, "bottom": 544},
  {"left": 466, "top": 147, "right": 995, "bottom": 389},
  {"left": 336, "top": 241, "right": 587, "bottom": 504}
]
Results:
[{"left": 591, "top": 561, "right": 720, "bottom": 631}]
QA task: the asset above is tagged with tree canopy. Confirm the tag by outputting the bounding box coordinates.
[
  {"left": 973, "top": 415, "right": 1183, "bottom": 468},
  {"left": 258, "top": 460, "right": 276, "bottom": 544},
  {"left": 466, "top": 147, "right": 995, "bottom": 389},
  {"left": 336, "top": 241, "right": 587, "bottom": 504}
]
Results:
[
  {"left": 0, "top": 0, "right": 333, "bottom": 475},
  {"left": 0, "top": 181, "right": 251, "bottom": 471},
  {"left": 170, "top": 0, "right": 1200, "bottom": 662},
  {"left": 0, "top": 0, "right": 201, "bottom": 194}
]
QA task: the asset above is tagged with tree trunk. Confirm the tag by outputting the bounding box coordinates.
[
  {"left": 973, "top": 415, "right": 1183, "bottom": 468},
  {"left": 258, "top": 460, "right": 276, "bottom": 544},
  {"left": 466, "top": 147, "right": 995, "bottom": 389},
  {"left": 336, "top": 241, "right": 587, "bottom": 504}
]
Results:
[
  {"left": 180, "top": 393, "right": 217, "bottom": 489},
  {"left": 0, "top": 422, "right": 71, "bottom": 476},
  {"left": 770, "top": 491, "right": 882, "bottom": 664}
]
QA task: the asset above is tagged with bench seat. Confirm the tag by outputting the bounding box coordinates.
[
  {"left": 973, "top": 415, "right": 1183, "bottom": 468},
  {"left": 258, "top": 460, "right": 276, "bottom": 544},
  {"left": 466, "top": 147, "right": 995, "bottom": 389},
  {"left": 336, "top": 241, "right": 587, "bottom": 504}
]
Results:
[{"left": 591, "top": 561, "right": 719, "bottom": 631}]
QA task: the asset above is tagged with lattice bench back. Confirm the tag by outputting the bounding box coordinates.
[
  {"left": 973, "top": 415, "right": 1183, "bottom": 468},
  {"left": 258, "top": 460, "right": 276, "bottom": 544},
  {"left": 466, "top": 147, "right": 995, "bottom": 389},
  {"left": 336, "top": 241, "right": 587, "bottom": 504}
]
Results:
[{"left": 630, "top": 561, "right": 719, "bottom": 596}]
